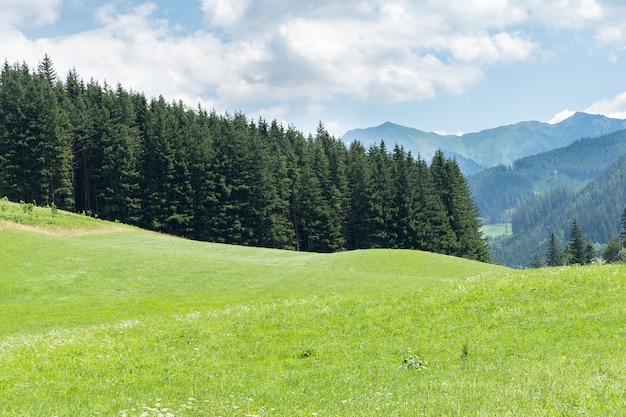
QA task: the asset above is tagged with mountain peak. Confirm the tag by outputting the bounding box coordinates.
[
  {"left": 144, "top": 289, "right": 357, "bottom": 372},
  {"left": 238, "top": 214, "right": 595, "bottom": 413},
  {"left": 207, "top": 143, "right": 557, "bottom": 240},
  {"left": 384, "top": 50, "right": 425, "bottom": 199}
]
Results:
[{"left": 342, "top": 113, "right": 626, "bottom": 174}]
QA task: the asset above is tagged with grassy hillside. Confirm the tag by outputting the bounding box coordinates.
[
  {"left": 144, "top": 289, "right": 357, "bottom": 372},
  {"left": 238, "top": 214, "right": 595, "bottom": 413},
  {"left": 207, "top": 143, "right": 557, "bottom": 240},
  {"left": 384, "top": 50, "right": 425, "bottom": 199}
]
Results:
[{"left": 1, "top": 201, "right": 625, "bottom": 416}]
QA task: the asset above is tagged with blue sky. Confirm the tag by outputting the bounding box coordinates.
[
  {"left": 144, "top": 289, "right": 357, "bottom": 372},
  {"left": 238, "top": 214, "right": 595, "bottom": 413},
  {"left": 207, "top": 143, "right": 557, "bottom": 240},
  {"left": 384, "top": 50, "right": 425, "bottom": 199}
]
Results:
[{"left": 2, "top": 0, "right": 626, "bottom": 137}]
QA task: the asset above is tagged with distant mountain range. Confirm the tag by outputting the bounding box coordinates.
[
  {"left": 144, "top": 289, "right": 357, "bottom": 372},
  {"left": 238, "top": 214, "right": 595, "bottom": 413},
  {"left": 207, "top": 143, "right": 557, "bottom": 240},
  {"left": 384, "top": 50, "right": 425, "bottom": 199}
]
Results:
[{"left": 342, "top": 112, "right": 626, "bottom": 174}]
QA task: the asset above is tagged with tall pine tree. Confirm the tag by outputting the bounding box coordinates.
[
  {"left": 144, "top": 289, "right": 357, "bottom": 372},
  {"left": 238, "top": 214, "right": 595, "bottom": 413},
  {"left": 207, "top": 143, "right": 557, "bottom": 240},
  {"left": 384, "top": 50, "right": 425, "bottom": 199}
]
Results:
[{"left": 545, "top": 232, "right": 563, "bottom": 266}]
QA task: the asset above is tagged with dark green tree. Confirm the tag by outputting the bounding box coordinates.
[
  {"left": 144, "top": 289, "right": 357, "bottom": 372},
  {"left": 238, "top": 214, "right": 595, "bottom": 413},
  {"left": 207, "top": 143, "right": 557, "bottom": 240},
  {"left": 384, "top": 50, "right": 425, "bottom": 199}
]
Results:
[
  {"left": 602, "top": 236, "right": 621, "bottom": 264},
  {"left": 0, "top": 60, "right": 73, "bottom": 208},
  {"left": 346, "top": 141, "right": 372, "bottom": 249},
  {"left": 545, "top": 232, "right": 563, "bottom": 266},
  {"left": 565, "top": 218, "right": 592, "bottom": 265},
  {"left": 366, "top": 141, "right": 395, "bottom": 248},
  {"left": 413, "top": 155, "right": 457, "bottom": 254},
  {"left": 431, "top": 150, "right": 491, "bottom": 262}
]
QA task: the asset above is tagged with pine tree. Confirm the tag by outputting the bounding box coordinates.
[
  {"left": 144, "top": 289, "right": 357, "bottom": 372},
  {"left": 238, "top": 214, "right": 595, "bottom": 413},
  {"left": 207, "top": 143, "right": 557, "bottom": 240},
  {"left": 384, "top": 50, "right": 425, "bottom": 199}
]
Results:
[
  {"left": 0, "top": 59, "right": 72, "bottom": 208},
  {"left": 545, "top": 232, "right": 563, "bottom": 266},
  {"left": 366, "top": 141, "right": 395, "bottom": 248},
  {"left": 431, "top": 150, "right": 491, "bottom": 262},
  {"left": 63, "top": 68, "right": 90, "bottom": 212},
  {"left": 346, "top": 141, "right": 371, "bottom": 249},
  {"left": 565, "top": 218, "right": 591, "bottom": 265},
  {"left": 413, "top": 155, "right": 457, "bottom": 254}
]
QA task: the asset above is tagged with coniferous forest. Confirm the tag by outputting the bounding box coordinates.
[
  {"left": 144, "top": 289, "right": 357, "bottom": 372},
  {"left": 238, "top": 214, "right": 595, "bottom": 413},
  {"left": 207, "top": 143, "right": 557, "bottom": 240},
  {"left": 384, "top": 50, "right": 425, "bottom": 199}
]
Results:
[{"left": 0, "top": 57, "right": 490, "bottom": 262}]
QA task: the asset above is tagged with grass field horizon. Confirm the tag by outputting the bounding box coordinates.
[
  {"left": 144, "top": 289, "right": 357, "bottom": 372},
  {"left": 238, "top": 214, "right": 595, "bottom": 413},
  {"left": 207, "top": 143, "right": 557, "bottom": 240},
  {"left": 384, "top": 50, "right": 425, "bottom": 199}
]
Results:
[{"left": 2, "top": 200, "right": 625, "bottom": 416}]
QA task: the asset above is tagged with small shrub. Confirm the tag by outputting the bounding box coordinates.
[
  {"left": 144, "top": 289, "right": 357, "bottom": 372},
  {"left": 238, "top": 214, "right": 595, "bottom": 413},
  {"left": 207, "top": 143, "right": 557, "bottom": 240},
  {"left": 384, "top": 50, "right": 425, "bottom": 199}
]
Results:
[
  {"left": 20, "top": 201, "right": 35, "bottom": 214},
  {"left": 461, "top": 342, "right": 469, "bottom": 360},
  {"left": 618, "top": 248, "right": 626, "bottom": 264},
  {"left": 298, "top": 347, "right": 314, "bottom": 359},
  {"left": 50, "top": 203, "right": 58, "bottom": 216}
]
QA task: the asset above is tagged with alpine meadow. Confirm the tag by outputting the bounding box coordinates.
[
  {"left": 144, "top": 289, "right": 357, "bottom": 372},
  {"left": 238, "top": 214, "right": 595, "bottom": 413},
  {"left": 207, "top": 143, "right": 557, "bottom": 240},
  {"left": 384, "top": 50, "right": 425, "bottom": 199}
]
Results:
[
  {"left": 2, "top": 56, "right": 626, "bottom": 416},
  {"left": 2, "top": 200, "right": 626, "bottom": 416}
]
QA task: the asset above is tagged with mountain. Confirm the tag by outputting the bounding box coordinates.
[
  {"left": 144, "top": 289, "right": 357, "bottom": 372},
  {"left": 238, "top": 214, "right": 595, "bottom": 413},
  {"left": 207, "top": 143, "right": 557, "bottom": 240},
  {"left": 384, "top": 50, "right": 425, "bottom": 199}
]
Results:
[
  {"left": 468, "top": 129, "right": 626, "bottom": 222},
  {"left": 342, "top": 112, "right": 626, "bottom": 174},
  {"left": 490, "top": 152, "right": 626, "bottom": 267}
]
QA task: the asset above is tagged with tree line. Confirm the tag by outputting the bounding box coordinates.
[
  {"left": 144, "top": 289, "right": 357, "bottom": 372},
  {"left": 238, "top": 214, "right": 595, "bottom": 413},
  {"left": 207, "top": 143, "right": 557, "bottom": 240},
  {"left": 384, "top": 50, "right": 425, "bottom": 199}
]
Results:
[
  {"left": 0, "top": 56, "right": 490, "bottom": 261},
  {"left": 541, "top": 210, "right": 626, "bottom": 267}
]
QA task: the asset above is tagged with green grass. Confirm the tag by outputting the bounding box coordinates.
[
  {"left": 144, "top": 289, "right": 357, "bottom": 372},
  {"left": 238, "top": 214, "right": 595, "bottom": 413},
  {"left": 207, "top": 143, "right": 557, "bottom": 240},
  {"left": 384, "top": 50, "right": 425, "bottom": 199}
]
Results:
[
  {"left": 480, "top": 222, "right": 512, "bottom": 238},
  {"left": 0, "top": 197, "right": 128, "bottom": 234},
  {"left": 1, "top": 201, "right": 625, "bottom": 416}
]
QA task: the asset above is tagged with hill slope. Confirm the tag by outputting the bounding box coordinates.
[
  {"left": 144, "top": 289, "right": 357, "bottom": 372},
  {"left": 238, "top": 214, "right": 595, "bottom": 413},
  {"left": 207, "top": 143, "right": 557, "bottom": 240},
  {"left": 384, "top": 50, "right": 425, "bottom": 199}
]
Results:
[
  {"left": 342, "top": 112, "right": 626, "bottom": 174},
  {"left": 491, "top": 153, "right": 626, "bottom": 267},
  {"left": 468, "top": 129, "right": 626, "bottom": 222},
  {"left": 2, "top": 207, "right": 626, "bottom": 416}
]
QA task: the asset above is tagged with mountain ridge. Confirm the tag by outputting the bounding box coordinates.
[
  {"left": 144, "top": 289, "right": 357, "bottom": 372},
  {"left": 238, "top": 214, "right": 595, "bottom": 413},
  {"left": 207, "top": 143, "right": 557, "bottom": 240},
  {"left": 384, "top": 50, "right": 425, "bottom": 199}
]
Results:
[
  {"left": 468, "top": 129, "right": 626, "bottom": 222},
  {"left": 342, "top": 112, "right": 626, "bottom": 174}
]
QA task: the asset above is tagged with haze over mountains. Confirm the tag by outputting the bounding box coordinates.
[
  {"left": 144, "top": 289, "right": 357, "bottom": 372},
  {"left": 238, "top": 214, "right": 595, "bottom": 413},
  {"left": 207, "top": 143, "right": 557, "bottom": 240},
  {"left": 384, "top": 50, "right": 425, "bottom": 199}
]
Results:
[{"left": 342, "top": 112, "right": 626, "bottom": 174}]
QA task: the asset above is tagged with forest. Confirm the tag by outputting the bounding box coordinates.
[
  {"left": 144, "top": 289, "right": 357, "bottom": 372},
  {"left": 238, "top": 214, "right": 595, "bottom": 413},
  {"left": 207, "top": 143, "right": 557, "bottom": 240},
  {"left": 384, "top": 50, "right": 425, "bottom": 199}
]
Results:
[
  {"left": 0, "top": 56, "right": 490, "bottom": 262},
  {"left": 489, "top": 152, "right": 626, "bottom": 267},
  {"left": 468, "top": 129, "right": 626, "bottom": 223}
]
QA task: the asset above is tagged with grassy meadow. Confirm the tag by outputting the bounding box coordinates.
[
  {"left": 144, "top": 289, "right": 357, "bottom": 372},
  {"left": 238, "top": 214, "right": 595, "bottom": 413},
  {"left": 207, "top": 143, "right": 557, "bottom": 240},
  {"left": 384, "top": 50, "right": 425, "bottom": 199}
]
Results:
[
  {"left": 480, "top": 222, "right": 512, "bottom": 238},
  {"left": 1, "top": 200, "right": 625, "bottom": 416}
]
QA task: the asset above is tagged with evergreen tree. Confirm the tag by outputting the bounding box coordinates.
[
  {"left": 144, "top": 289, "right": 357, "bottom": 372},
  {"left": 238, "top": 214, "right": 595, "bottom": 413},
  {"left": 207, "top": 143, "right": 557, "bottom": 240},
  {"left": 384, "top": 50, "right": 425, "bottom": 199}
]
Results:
[
  {"left": 256, "top": 119, "right": 296, "bottom": 249},
  {"left": 346, "top": 141, "right": 371, "bottom": 249},
  {"left": 0, "top": 60, "right": 73, "bottom": 208},
  {"left": 299, "top": 134, "right": 346, "bottom": 252},
  {"left": 366, "top": 141, "right": 395, "bottom": 248},
  {"left": 85, "top": 81, "right": 141, "bottom": 222},
  {"left": 602, "top": 236, "right": 621, "bottom": 264},
  {"left": 545, "top": 232, "right": 563, "bottom": 266},
  {"left": 431, "top": 150, "right": 491, "bottom": 262},
  {"left": 565, "top": 218, "right": 591, "bottom": 265},
  {"left": 63, "top": 68, "right": 90, "bottom": 212},
  {"left": 187, "top": 106, "right": 219, "bottom": 242},
  {"left": 413, "top": 155, "right": 457, "bottom": 254}
]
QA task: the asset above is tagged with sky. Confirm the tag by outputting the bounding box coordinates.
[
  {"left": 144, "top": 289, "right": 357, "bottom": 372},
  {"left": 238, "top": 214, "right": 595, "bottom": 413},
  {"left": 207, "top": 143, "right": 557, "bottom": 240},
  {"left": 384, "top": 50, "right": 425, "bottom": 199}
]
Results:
[{"left": 2, "top": 0, "right": 626, "bottom": 137}]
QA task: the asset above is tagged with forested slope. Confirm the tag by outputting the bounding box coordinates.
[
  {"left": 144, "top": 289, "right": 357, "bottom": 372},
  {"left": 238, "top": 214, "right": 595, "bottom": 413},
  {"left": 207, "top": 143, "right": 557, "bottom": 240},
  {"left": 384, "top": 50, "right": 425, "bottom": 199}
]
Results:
[
  {"left": 491, "top": 153, "right": 626, "bottom": 267},
  {"left": 469, "top": 129, "right": 626, "bottom": 222},
  {"left": 0, "top": 57, "right": 489, "bottom": 261}
]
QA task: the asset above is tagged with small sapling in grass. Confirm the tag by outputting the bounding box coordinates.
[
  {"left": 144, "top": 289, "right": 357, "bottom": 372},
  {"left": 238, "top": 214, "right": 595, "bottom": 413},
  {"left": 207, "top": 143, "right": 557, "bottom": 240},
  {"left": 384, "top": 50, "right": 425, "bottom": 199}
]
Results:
[{"left": 461, "top": 342, "right": 469, "bottom": 360}]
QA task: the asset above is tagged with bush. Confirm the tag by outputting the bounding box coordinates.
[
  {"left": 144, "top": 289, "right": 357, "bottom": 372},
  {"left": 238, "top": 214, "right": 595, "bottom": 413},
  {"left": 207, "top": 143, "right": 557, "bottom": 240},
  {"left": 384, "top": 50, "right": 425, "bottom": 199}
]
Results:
[{"left": 618, "top": 248, "right": 626, "bottom": 264}]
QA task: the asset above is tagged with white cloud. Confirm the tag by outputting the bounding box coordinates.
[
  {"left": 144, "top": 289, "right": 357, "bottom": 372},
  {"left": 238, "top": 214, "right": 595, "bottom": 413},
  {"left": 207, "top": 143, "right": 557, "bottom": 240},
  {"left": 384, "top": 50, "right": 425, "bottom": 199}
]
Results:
[
  {"left": 201, "top": 0, "right": 250, "bottom": 29},
  {"left": 0, "top": 0, "right": 63, "bottom": 27},
  {"left": 548, "top": 109, "right": 576, "bottom": 124},
  {"left": 522, "top": 0, "right": 604, "bottom": 29},
  {"left": 448, "top": 31, "right": 538, "bottom": 64},
  {"left": 4, "top": 0, "right": 626, "bottom": 131},
  {"left": 584, "top": 92, "right": 626, "bottom": 118}
]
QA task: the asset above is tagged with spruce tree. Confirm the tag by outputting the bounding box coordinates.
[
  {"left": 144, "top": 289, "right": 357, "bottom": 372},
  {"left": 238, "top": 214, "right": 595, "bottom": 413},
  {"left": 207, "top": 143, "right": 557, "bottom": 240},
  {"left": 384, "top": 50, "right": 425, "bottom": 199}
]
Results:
[
  {"left": 366, "top": 141, "right": 395, "bottom": 248},
  {"left": 545, "top": 233, "right": 563, "bottom": 266},
  {"left": 431, "top": 150, "right": 491, "bottom": 262},
  {"left": 565, "top": 218, "right": 590, "bottom": 265},
  {"left": 346, "top": 141, "right": 372, "bottom": 249},
  {"left": 413, "top": 155, "right": 457, "bottom": 254}
]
